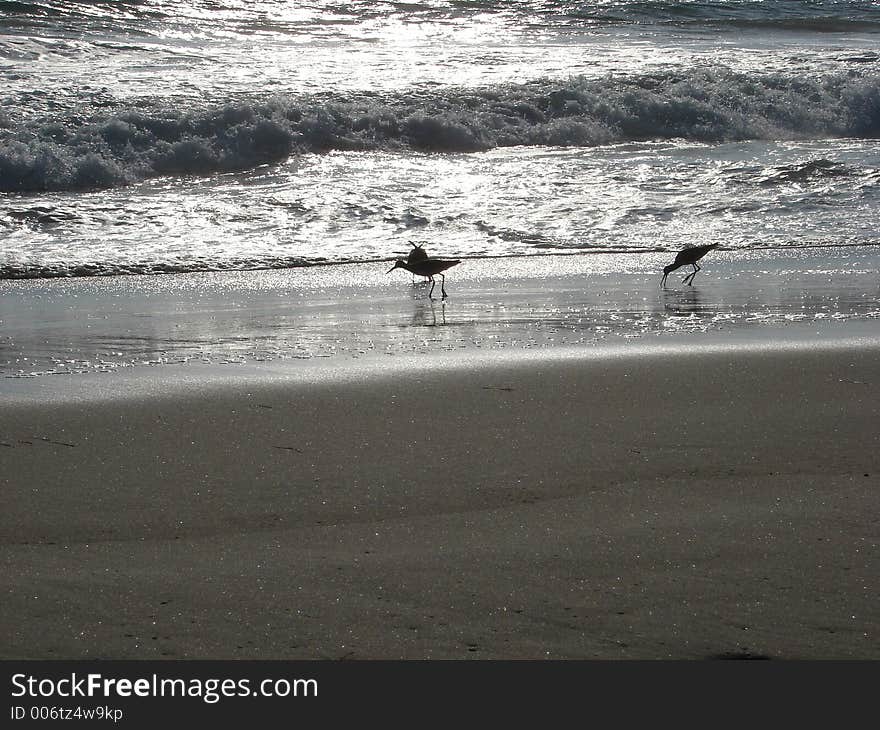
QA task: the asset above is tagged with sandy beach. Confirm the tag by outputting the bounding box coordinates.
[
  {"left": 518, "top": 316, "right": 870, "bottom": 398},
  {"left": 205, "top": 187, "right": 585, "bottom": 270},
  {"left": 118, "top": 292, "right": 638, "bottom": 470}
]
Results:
[
  {"left": 1, "top": 254, "right": 878, "bottom": 658},
  {"left": 5, "top": 0, "right": 880, "bottom": 676}
]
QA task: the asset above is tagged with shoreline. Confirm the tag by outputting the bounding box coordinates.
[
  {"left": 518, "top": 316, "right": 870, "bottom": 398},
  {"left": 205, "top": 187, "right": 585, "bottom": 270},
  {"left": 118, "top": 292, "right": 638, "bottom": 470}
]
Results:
[
  {"left": 5, "top": 240, "right": 877, "bottom": 282},
  {"left": 2, "top": 244, "right": 879, "bottom": 379},
  {"left": 2, "top": 338, "right": 878, "bottom": 659},
  {"left": 2, "top": 239, "right": 878, "bottom": 279}
]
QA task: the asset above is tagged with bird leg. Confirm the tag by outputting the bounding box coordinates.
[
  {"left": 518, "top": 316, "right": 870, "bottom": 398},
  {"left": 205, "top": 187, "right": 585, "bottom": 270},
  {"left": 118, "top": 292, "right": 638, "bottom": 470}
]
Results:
[
  {"left": 428, "top": 276, "right": 436, "bottom": 299},
  {"left": 683, "top": 263, "right": 700, "bottom": 285},
  {"left": 440, "top": 273, "right": 447, "bottom": 299}
]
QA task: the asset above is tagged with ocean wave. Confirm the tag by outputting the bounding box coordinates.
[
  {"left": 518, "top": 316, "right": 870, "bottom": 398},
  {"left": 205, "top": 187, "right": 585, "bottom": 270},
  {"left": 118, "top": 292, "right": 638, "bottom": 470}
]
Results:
[
  {"left": 719, "top": 157, "right": 880, "bottom": 189},
  {"left": 5, "top": 1, "right": 880, "bottom": 31},
  {"left": 569, "top": 1, "right": 880, "bottom": 31},
  {"left": 1, "top": 69, "right": 878, "bottom": 192},
  {"left": 0, "top": 254, "right": 317, "bottom": 280},
  {"left": 757, "top": 159, "right": 860, "bottom": 186}
]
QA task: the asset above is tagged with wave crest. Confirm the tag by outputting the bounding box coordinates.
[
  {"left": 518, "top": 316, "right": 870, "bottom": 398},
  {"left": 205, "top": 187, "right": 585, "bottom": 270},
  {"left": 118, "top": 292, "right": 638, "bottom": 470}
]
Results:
[{"left": 2, "top": 69, "right": 878, "bottom": 192}]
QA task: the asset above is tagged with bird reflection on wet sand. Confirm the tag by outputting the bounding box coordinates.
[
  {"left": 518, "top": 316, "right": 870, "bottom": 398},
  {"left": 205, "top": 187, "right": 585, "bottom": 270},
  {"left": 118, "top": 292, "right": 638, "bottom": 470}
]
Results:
[
  {"left": 410, "top": 298, "right": 447, "bottom": 328},
  {"left": 661, "top": 287, "right": 708, "bottom": 317}
]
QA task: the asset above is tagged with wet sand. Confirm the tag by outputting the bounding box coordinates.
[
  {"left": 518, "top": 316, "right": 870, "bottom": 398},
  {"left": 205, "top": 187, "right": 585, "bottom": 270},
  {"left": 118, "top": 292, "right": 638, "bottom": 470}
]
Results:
[
  {"left": 2, "top": 245, "right": 879, "bottom": 377},
  {"left": 1, "top": 332, "right": 878, "bottom": 658}
]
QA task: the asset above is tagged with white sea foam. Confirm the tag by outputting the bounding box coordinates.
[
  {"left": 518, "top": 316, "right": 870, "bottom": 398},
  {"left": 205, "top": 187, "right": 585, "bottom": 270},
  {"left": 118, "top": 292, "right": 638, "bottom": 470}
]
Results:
[{"left": 2, "top": 70, "right": 878, "bottom": 193}]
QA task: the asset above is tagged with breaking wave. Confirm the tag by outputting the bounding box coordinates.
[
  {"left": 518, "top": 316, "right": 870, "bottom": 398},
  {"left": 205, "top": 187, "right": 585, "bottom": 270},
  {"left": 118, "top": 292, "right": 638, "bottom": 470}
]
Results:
[
  {"left": 2, "top": 69, "right": 878, "bottom": 193},
  {"left": 0, "top": 254, "right": 319, "bottom": 280}
]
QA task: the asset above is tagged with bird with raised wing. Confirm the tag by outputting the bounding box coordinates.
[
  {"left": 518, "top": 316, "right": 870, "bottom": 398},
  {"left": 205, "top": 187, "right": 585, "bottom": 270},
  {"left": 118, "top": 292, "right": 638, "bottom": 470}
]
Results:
[
  {"left": 407, "top": 241, "right": 428, "bottom": 264},
  {"left": 406, "top": 241, "right": 429, "bottom": 282},
  {"left": 661, "top": 243, "right": 719, "bottom": 287},
  {"left": 387, "top": 257, "right": 460, "bottom": 299}
]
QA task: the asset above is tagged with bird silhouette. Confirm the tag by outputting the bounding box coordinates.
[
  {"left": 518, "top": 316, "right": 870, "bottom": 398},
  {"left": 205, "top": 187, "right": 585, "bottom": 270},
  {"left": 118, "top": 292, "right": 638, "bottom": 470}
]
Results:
[
  {"left": 406, "top": 241, "right": 429, "bottom": 282},
  {"left": 661, "top": 243, "right": 719, "bottom": 287},
  {"left": 387, "top": 258, "right": 460, "bottom": 299},
  {"left": 407, "top": 241, "right": 428, "bottom": 264}
]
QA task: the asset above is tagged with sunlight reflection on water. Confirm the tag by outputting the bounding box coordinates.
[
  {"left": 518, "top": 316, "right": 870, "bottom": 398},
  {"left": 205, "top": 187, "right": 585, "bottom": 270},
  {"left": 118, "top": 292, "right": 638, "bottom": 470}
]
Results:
[{"left": 1, "top": 246, "right": 877, "bottom": 377}]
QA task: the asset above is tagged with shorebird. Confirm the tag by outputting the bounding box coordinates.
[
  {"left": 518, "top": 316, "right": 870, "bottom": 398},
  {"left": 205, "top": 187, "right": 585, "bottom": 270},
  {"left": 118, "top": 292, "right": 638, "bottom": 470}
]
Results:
[
  {"left": 660, "top": 243, "right": 719, "bottom": 287},
  {"left": 407, "top": 241, "right": 428, "bottom": 282},
  {"left": 407, "top": 241, "right": 428, "bottom": 264},
  {"left": 387, "top": 258, "right": 460, "bottom": 299}
]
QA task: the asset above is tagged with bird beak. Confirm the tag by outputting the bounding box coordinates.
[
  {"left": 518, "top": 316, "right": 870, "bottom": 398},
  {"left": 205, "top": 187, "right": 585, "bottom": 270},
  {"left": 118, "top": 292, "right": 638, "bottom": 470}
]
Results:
[
  {"left": 660, "top": 272, "right": 667, "bottom": 288},
  {"left": 387, "top": 265, "right": 397, "bottom": 274}
]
